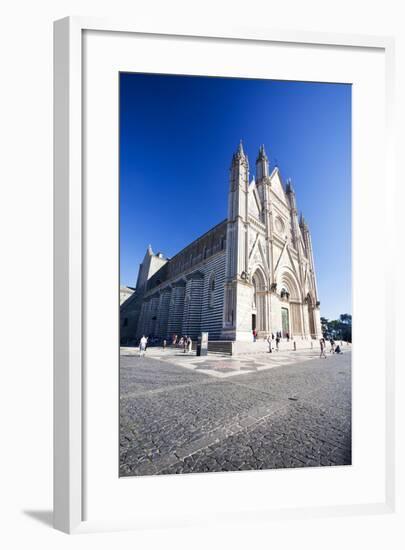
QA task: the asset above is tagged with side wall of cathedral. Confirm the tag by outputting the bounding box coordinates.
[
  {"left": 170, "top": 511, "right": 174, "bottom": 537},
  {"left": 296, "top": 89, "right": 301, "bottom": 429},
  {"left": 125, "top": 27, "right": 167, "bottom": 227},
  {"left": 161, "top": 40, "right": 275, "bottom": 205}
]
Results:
[{"left": 132, "top": 221, "right": 227, "bottom": 342}]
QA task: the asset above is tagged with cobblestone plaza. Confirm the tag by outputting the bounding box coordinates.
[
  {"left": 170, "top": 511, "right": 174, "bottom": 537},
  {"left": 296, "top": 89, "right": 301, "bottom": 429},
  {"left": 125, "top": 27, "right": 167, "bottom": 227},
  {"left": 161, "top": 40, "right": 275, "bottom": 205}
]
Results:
[{"left": 120, "top": 349, "right": 351, "bottom": 476}]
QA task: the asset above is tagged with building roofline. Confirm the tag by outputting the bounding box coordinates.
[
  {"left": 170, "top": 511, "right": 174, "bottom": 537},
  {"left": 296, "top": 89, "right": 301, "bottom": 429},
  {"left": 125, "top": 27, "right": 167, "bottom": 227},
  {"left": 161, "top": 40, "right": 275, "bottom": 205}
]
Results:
[{"left": 166, "top": 218, "right": 227, "bottom": 263}]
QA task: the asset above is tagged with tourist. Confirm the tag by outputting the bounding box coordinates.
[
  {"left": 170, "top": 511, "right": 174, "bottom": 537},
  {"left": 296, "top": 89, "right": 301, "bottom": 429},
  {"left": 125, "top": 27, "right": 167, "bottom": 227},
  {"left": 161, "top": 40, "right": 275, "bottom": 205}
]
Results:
[
  {"left": 183, "top": 336, "right": 188, "bottom": 353},
  {"left": 286, "top": 332, "right": 290, "bottom": 342},
  {"left": 275, "top": 334, "right": 280, "bottom": 351},
  {"left": 319, "top": 337, "right": 327, "bottom": 359},
  {"left": 267, "top": 335, "right": 272, "bottom": 353},
  {"left": 187, "top": 336, "right": 193, "bottom": 353},
  {"left": 330, "top": 338, "right": 335, "bottom": 353},
  {"left": 163, "top": 339, "right": 167, "bottom": 350},
  {"left": 139, "top": 335, "right": 148, "bottom": 357},
  {"left": 253, "top": 329, "right": 257, "bottom": 342},
  {"left": 178, "top": 336, "right": 183, "bottom": 348},
  {"left": 172, "top": 334, "right": 177, "bottom": 346}
]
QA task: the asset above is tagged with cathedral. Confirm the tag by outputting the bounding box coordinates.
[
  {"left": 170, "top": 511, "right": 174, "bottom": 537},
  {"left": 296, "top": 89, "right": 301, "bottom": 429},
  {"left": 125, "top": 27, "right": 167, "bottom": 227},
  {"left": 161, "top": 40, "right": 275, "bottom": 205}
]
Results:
[{"left": 120, "top": 143, "right": 322, "bottom": 346}]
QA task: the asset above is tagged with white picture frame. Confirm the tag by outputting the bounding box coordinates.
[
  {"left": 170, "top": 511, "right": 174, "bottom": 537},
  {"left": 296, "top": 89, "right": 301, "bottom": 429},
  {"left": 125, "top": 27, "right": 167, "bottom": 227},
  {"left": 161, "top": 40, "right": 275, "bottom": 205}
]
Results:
[{"left": 54, "top": 16, "right": 396, "bottom": 534}]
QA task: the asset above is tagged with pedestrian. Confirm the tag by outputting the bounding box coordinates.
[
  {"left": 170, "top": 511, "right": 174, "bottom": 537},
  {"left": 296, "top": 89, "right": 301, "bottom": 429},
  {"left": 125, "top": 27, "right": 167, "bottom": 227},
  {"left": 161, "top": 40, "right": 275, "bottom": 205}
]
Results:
[
  {"left": 267, "top": 335, "right": 272, "bottom": 353},
  {"left": 163, "top": 339, "right": 167, "bottom": 350},
  {"left": 271, "top": 333, "right": 275, "bottom": 340},
  {"left": 330, "top": 338, "right": 335, "bottom": 353},
  {"left": 172, "top": 334, "right": 177, "bottom": 346},
  {"left": 253, "top": 329, "right": 257, "bottom": 342},
  {"left": 275, "top": 334, "right": 280, "bottom": 351},
  {"left": 183, "top": 336, "right": 188, "bottom": 353},
  {"left": 187, "top": 336, "right": 193, "bottom": 353},
  {"left": 319, "top": 337, "right": 327, "bottom": 359},
  {"left": 178, "top": 336, "right": 183, "bottom": 348},
  {"left": 139, "top": 335, "right": 148, "bottom": 357},
  {"left": 286, "top": 332, "right": 290, "bottom": 342}
]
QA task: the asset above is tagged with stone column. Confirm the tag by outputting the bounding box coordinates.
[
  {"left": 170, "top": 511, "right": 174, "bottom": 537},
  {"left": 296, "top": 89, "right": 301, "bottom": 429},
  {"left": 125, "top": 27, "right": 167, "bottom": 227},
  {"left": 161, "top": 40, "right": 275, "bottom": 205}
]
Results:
[
  {"left": 136, "top": 300, "right": 147, "bottom": 338},
  {"left": 156, "top": 287, "right": 172, "bottom": 339},
  {"left": 182, "top": 271, "right": 204, "bottom": 339},
  {"left": 167, "top": 280, "right": 186, "bottom": 338},
  {"left": 142, "top": 297, "right": 152, "bottom": 337},
  {"left": 149, "top": 293, "right": 159, "bottom": 337}
]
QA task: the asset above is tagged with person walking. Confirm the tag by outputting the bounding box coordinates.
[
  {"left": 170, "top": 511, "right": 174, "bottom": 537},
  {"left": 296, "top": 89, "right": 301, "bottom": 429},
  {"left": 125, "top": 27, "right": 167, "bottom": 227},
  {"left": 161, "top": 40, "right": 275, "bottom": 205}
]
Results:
[
  {"left": 139, "top": 335, "right": 148, "bottom": 357},
  {"left": 275, "top": 334, "right": 280, "bottom": 351},
  {"left": 267, "top": 335, "right": 272, "bottom": 353},
  {"left": 330, "top": 338, "right": 335, "bottom": 353},
  {"left": 252, "top": 329, "right": 257, "bottom": 342},
  {"left": 319, "top": 337, "right": 327, "bottom": 359},
  {"left": 187, "top": 336, "right": 193, "bottom": 354},
  {"left": 163, "top": 339, "right": 167, "bottom": 351}
]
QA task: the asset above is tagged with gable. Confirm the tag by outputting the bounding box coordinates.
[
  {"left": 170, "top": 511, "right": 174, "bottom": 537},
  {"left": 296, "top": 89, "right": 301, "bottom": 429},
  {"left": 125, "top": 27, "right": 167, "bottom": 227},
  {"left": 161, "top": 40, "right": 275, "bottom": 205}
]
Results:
[
  {"left": 269, "top": 168, "right": 288, "bottom": 207},
  {"left": 248, "top": 185, "right": 262, "bottom": 220},
  {"left": 248, "top": 234, "right": 268, "bottom": 272},
  {"left": 275, "top": 242, "right": 299, "bottom": 281}
]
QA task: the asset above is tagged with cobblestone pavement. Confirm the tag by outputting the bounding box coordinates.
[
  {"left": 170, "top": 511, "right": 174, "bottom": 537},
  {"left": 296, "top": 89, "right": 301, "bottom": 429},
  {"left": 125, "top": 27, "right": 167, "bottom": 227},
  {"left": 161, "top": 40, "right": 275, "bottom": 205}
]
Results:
[{"left": 120, "top": 351, "right": 351, "bottom": 476}]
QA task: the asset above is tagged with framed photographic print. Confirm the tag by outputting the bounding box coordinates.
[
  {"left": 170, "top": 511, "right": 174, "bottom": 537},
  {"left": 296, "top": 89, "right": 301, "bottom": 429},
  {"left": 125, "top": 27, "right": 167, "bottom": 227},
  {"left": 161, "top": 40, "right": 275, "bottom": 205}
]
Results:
[{"left": 54, "top": 17, "right": 396, "bottom": 533}]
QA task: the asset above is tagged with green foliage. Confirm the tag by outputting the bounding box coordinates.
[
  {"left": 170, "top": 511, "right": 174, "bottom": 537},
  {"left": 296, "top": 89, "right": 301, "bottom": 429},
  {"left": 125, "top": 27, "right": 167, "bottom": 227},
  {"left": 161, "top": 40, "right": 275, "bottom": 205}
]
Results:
[{"left": 321, "top": 313, "right": 352, "bottom": 342}]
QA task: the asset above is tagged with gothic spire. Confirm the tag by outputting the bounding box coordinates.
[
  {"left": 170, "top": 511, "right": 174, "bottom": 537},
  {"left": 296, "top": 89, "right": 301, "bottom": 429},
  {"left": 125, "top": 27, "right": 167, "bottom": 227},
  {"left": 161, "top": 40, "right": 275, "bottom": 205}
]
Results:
[
  {"left": 255, "top": 143, "right": 269, "bottom": 181},
  {"left": 231, "top": 140, "right": 249, "bottom": 170},
  {"left": 256, "top": 144, "right": 268, "bottom": 162},
  {"left": 285, "top": 178, "right": 295, "bottom": 194},
  {"left": 233, "top": 139, "right": 247, "bottom": 160},
  {"left": 299, "top": 213, "right": 309, "bottom": 230}
]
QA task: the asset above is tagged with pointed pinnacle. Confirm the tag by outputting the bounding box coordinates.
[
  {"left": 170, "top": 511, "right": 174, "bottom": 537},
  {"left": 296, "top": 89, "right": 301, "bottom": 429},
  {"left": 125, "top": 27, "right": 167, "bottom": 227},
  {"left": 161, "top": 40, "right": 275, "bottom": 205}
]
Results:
[
  {"left": 286, "top": 178, "right": 294, "bottom": 193},
  {"left": 257, "top": 144, "right": 268, "bottom": 161}
]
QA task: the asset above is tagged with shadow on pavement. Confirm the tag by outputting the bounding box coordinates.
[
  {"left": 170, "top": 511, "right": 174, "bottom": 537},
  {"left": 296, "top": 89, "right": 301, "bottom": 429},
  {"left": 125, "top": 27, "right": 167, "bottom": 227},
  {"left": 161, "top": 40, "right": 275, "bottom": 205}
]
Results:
[{"left": 23, "top": 510, "right": 53, "bottom": 527}]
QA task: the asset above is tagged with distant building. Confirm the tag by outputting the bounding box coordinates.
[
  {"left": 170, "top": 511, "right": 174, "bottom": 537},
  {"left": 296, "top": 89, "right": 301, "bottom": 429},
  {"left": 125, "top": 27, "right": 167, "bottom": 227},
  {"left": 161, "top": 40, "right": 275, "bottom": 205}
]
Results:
[{"left": 120, "top": 143, "right": 322, "bottom": 345}]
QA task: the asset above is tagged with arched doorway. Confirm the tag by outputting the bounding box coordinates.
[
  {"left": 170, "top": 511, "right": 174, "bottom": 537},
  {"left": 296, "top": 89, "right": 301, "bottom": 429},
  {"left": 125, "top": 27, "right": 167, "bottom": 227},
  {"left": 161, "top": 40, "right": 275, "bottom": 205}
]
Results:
[
  {"left": 252, "top": 268, "right": 266, "bottom": 334},
  {"left": 278, "top": 271, "right": 303, "bottom": 338}
]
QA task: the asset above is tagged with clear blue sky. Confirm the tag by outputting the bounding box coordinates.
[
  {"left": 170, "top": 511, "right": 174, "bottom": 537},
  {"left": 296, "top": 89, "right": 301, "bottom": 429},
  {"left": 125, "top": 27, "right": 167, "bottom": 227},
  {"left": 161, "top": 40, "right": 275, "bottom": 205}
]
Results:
[{"left": 120, "top": 73, "right": 351, "bottom": 321}]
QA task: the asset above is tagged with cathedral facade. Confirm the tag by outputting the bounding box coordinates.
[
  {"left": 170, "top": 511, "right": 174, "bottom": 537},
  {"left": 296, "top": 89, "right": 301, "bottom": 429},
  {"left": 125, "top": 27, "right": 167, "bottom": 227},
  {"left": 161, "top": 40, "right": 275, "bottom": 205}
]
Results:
[{"left": 120, "top": 143, "right": 322, "bottom": 344}]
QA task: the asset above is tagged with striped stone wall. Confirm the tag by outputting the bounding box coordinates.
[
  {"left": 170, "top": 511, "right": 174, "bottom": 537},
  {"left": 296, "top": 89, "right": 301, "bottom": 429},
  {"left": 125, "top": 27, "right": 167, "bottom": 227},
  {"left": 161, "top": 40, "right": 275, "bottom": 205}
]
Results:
[{"left": 136, "top": 250, "right": 226, "bottom": 341}]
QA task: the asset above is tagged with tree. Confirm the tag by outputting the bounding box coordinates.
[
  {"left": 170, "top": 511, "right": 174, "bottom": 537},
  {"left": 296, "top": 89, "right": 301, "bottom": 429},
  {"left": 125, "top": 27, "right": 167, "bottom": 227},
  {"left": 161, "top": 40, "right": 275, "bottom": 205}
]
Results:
[
  {"left": 320, "top": 317, "right": 329, "bottom": 337},
  {"left": 339, "top": 313, "right": 352, "bottom": 325},
  {"left": 320, "top": 313, "right": 352, "bottom": 343}
]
